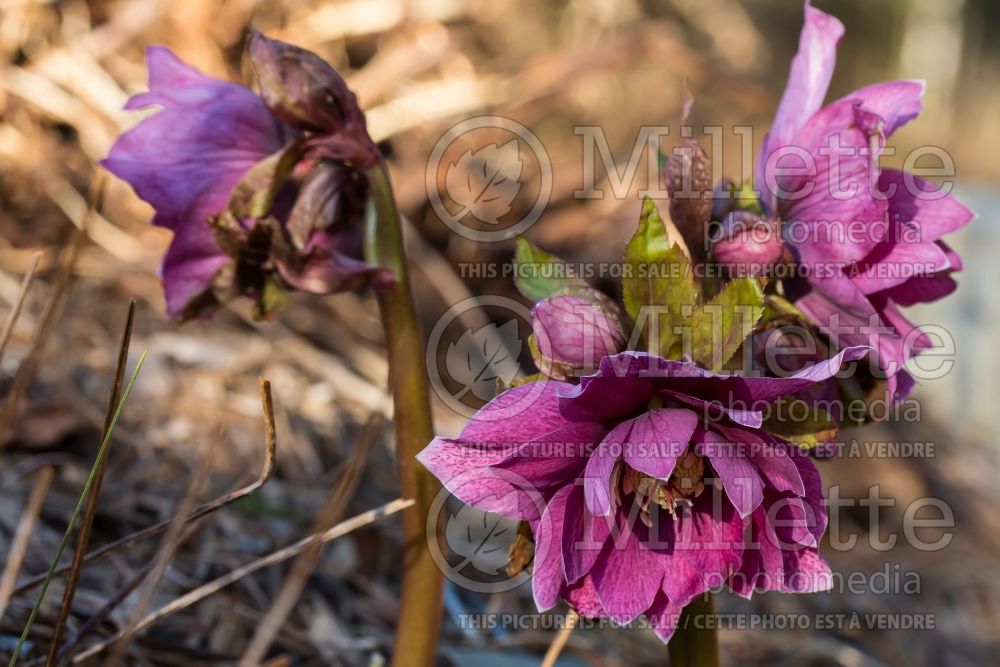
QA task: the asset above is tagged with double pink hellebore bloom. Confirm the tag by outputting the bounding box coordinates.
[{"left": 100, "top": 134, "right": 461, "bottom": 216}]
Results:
[
  {"left": 751, "top": 1, "right": 974, "bottom": 401},
  {"left": 420, "top": 286, "right": 868, "bottom": 640}
]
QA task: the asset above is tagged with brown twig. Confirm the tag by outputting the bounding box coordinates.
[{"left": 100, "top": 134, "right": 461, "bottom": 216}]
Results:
[
  {"left": 541, "top": 610, "right": 578, "bottom": 667},
  {"left": 45, "top": 299, "right": 135, "bottom": 666},
  {"left": 10, "top": 378, "right": 278, "bottom": 597},
  {"left": 0, "top": 466, "right": 54, "bottom": 622},
  {"left": 237, "top": 414, "right": 381, "bottom": 665},
  {"left": 104, "top": 427, "right": 217, "bottom": 667},
  {"left": 69, "top": 498, "right": 415, "bottom": 664},
  {"left": 54, "top": 518, "right": 210, "bottom": 663},
  {"left": 0, "top": 250, "right": 44, "bottom": 366}
]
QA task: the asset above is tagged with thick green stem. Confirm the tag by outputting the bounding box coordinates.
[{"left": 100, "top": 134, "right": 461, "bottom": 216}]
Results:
[
  {"left": 364, "top": 160, "right": 443, "bottom": 667},
  {"left": 668, "top": 593, "right": 720, "bottom": 667}
]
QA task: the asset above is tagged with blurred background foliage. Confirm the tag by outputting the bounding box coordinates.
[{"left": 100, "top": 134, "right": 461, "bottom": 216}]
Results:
[{"left": 0, "top": 1, "right": 997, "bottom": 666}]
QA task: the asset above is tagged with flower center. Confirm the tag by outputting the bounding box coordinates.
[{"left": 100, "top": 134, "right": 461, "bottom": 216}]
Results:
[{"left": 611, "top": 449, "right": 706, "bottom": 527}]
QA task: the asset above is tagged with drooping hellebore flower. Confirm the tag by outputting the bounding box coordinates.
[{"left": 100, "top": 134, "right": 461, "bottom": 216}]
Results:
[
  {"left": 103, "top": 31, "right": 387, "bottom": 319},
  {"left": 419, "top": 338, "right": 868, "bottom": 640},
  {"left": 753, "top": 1, "right": 974, "bottom": 401}
]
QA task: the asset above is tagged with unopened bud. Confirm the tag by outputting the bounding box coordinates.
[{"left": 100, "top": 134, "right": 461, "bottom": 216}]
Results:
[
  {"left": 530, "top": 286, "right": 627, "bottom": 380},
  {"left": 712, "top": 211, "right": 784, "bottom": 276}
]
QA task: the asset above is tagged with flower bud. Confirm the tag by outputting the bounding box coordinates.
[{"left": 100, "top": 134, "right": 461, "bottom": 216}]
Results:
[
  {"left": 712, "top": 211, "right": 784, "bottom": 276},
  {"left": 248, "top": 29, "right": 376, "bottom": 166},
  {"left": 664, "top": 139, "right": 712, "bottom": 263},
  {"left": 530, "top": 286, "right": 627, "bottom": 380}
]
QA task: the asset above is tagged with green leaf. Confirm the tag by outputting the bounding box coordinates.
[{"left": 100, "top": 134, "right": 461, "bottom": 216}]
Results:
[
  {"left": 622, "top": 198, "right": 697, "bottom": 356},
  {"left": 683, "top": 277, "right": 764, "bottom": 371},
  {"left": 512, "top": 237, "right": 585, "bottom": 302},
  {"left": 763, "top": 398, "right": 839, "bottom": 449}
]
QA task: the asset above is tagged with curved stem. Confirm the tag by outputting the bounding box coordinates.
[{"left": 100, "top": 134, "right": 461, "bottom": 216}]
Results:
[
  {"left": 364, "top": 160, "right": 443, "bottom": 667},
  {"left": 668, "top": 594, "right": 720, "bottom": 667}
]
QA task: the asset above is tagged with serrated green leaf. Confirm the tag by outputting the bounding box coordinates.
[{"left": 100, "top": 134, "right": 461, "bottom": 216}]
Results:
[
  {"left": 512, "top": 237, "right": 585, "bottom": 302},
  {"left": 683, "top": 277, "right": 764, "bottom": 370},
  {"left": 622, "top": 198, "right": 698, "bottom": 356},
  {"left": 763, "top": 398, "right": 838, "bottom": 449}
]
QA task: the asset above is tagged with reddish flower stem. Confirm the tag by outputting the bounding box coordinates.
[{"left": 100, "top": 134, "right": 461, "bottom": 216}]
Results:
[
  {"left": 668, "top": 593, "right": 720, "bottom": 667},
  {"left": 364, "top": 160, "right": 443, "bottom": 667}
]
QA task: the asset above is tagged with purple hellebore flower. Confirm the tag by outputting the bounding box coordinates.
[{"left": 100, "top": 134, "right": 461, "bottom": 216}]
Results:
[
  {"left": 756, "top": 1, "right": 974, "bottom": 402},
  {"left": 103, "top": 34, "right": 384, "bottom": 320},
  {"left": 530, "top": 286, "right": 628, "bottom": 380},
  {"left": 419, "top": 345, "right": 868, "bottom": 641}
]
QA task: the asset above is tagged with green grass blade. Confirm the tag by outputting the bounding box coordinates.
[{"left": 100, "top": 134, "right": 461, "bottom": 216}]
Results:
[{"left": 7, "top": 349, "right": 148, "bottom": 666}]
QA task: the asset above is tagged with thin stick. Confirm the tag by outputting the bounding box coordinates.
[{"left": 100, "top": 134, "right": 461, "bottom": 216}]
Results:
[
  {"left": 237, "top": 415, "right": 380, "bottom": 665},
  {"left": 0, "top": 250, "right": 43, "bottom": 366},
  {"left": 0, "top": 466, "right": 54, "bottom": 621},
  {"left": 11, "top": 378, "right": 278, "bottom": 597},
  {"left": 540, "top": 611, "right": 578, "bottom": 667},
  {"left": 6, "top": 349, "right": 148, "bottom": 667},
  {"left": 55, "top": 518, "right": 209, "bottom": 663},
  {"left": 70, "top": 498, "right": 415, "bottom": 664},
  {"left": 45, "top": 299, "right": 135, "bottom": 666},
  {"left": 104, "top": 430, "right": 216, "bottom": 667}
]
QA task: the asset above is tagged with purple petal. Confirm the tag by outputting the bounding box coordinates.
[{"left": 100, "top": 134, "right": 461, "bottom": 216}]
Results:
[
  {"left": 835, "top": 80, "right": 924, "bottom": 137},
  {"left": 646, "top": 592, "right": 683, "bottom": 642},
  {"left": 532, "top": 485, "right": 573, "bottom": 611},
  {"left": 789, "top": 448, "right": 828, "bottom": 542},
  {"left": 694, "top": 428, "right": 763, "bottom": 518},
  {"left": 590, "top": 517, "right": 665, "bottom": 624},
  {"left": 661, "top": 489, "right": 745, "bottom": 599},
  {"left": 758, "top": 0, "right": 844, "bottom": 207},
  {"left": 880, "top": 169, "right": 975, "bottom": 242},
  {"left": 851, "top": 238, "right": 951, "bottom": 295},
  {"left": 562, "top": 487, "right": 611, "bottom": 583},
  {"left": 417, "top": 437, "right": 542, "bottom": 520},
  {"left": 741, "top": 344, "right": 870, "bottom": 405},
  {"left": 884, "top": 270, "right": 958, "bottom": 307},
  {"left": 776, "top": 102, "right": 890, "bottom": 265},
  {"left": 714, "top": 425, "right": 805, "bottom": 496},
  {"left": 659, "top": 389, "right": 763, "bottom": 429},
  {"left": 157, "top": 218, "right": 230, "bottom": 317},
  {"left": 622, "top": 408, "right": 698, "bottom": 479},
  {"left": 123, "top": 46, "right": 212, "bottom": 109},
  {"left": 461, "top": 380, "right": 590, "bottom": 443},
  {"left": 582, "top": 421, "right": 631, "bottom": 516},
  {"left": 780, "top": 547, "right": 833, "bottom": 592}
]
